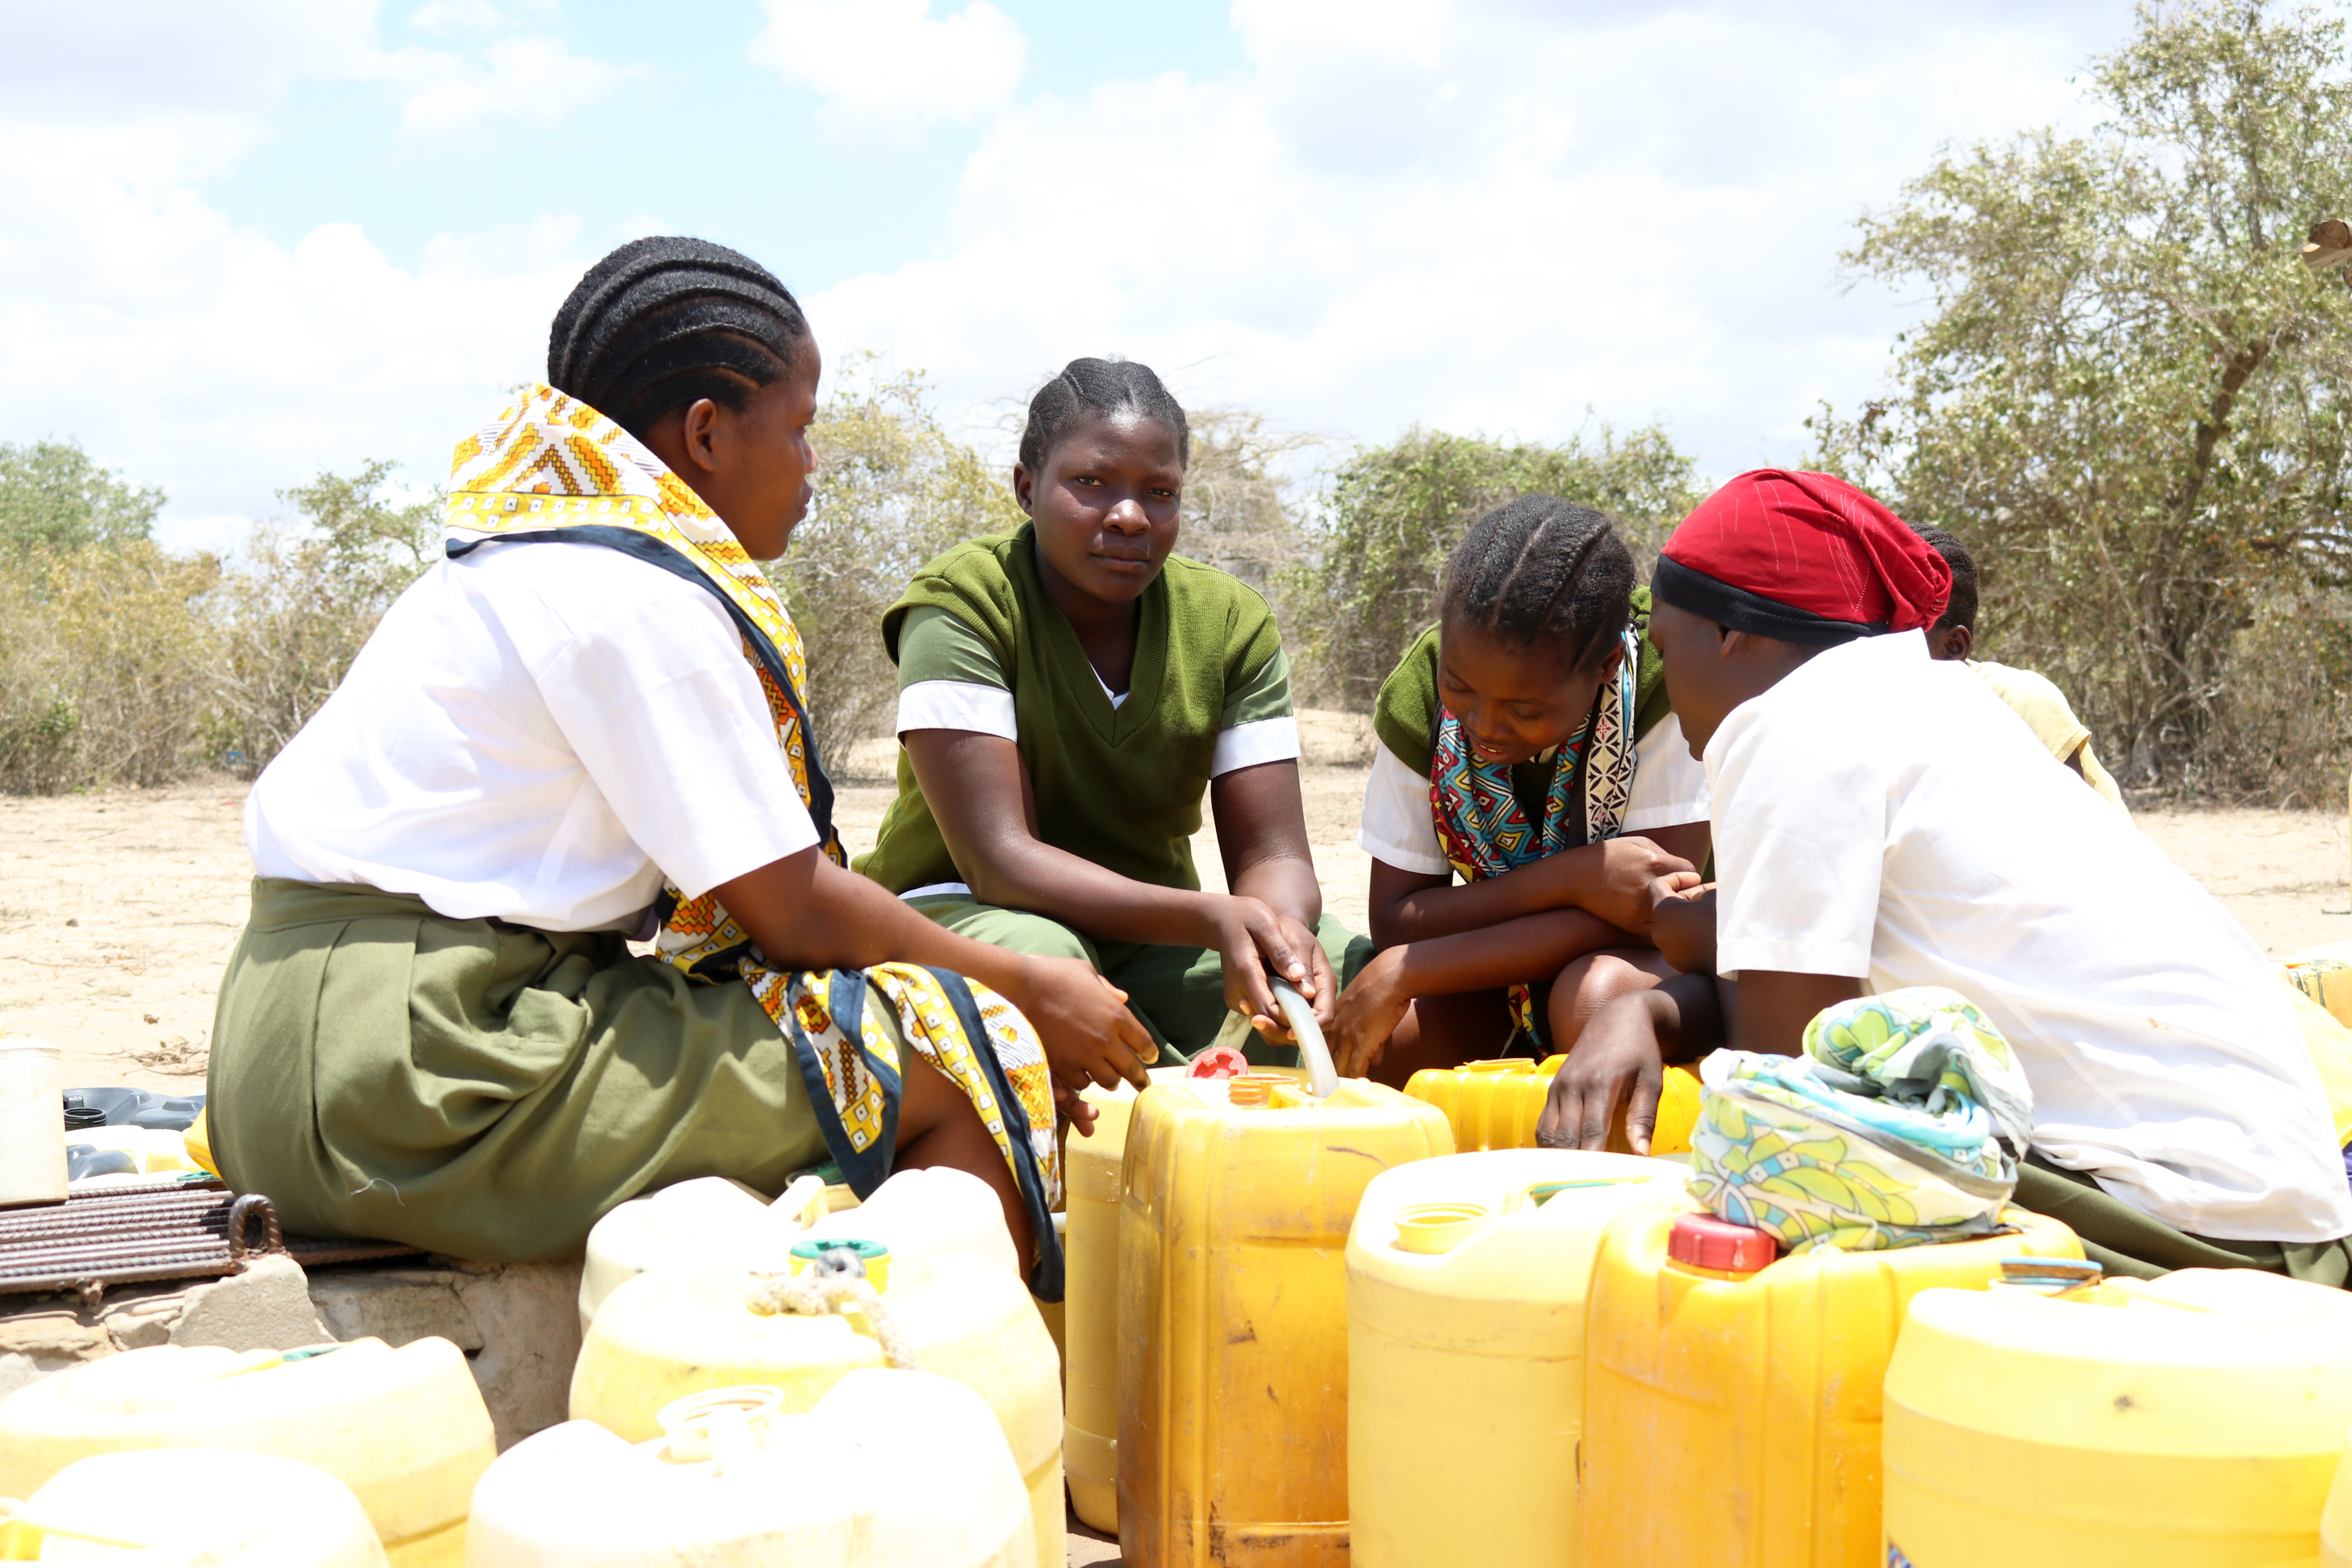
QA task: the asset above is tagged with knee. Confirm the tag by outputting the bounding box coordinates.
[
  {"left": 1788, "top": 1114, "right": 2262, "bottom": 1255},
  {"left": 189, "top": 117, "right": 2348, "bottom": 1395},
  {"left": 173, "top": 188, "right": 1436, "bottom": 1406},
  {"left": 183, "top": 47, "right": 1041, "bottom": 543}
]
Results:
[
  {"left": 931, "top": 902, "right": 1096, "bottom": 967},
  {"left": 1548, "top": 949, "right": 1669, "bottom": 1050},
  {"left": 999, "top": 913, "right": 1093, "bottom": 966}
]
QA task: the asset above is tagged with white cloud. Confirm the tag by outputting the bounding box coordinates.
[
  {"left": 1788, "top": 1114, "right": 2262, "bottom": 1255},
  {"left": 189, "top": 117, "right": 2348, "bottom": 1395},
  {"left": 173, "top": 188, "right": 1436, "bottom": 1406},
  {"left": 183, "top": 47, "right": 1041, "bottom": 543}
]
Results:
[
  {"left": 374, "top": 35, "right": 641, "bottom": 136},
  {"left": 407, "top": 0, "right": 505, "bottom": 34},
  {"left": 809, "top": 0, "right": 2139, "bottom": 478},
  {"left": 750, "top": 0, "right": 1027, "bottom": 143},
  {"left": 0, "top": 156, "right": 582, "bottom": 531},
  {"left": 0, "top": 5, "right": 597, "bottom": 532},
  {"left": 0, "top": 0, "right": 378, "bottom": 120},
  {"left": 0, "top": 0, "right": 2152, "bottom": 552}
]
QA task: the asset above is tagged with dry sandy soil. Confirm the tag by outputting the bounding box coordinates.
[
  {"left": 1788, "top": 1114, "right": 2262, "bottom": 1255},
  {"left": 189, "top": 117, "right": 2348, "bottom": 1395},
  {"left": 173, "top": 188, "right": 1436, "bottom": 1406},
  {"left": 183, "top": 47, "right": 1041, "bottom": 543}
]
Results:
[{"left": 7, "top": 710, "right": 2350, "bottom": 1094}]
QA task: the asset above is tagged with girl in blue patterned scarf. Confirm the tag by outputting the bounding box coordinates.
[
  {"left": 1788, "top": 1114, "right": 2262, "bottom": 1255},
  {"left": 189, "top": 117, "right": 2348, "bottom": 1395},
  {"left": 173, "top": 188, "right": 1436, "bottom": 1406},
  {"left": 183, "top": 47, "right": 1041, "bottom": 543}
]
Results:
[{"left": 1334, "top": 496, "right": 1714, "bottom": 1085}]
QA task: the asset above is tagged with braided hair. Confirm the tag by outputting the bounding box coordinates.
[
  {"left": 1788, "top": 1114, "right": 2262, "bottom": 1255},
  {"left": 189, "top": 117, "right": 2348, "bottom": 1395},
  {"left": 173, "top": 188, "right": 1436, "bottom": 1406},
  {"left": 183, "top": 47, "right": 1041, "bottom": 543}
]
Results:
[
  {"left": 1441, "top": 496, "right": 1635, "bottom": 671},
  {"left": 1017, "top": 358, "right": 1189, "bottom": 472},
  {"left": 1913, "top": 526, "right": 1979, "bottom": 632},
  {"left": 546, "top": 237, "right": 811, "bottom": 439}
]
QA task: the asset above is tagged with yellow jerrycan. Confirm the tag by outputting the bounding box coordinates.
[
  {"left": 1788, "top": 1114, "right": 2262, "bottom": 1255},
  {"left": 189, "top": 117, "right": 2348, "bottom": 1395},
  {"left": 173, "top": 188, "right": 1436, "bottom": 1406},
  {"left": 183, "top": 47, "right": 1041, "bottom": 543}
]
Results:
[
  {"left": 1347, "top": 1148, "right": 1691, "bottom": 1568},
  {"left": 1579, "top": 1200, "right": 2082, "bottom": 1568},
  {"left": 0, "top": 1448, "right": 388, "bottom": 1565},
  {"left": 1065, "top": 1066, "right": 1177, "bottom": 1535},
  {"left": 467, "top": 1374, "right": 1032, "bottom": 1567},
  {"left": 2287, "top": 943, "right": 2352, "bottom": 1027},
  {"left": 1884, "top": 1267, "right": 2352, "bottom": 1565},
  {"left": 579, "top": 1163, "right": 1020, "bottom": 1329},
  {"left": 570, "top": 1244, "right": 1063, "bottom": 1568},
  {"left": 63, "top": 1125, "right": 196, "bottom": 1183},
  {"left": 1404, "top": 1055, "right": 1703, "bottom": 1154},
  {"left": 1118, "top": 1073, "right": 1453, "bottom": 1567},
  {"left": 2326, "top": 1431, "right": 2352, "bottom": 1568},
  {"left": 1065, "top": 1063, "right": 1303, "bottom": 1534},
  {"left": 0, "top": 1337, "right": 492, "bottom": 1567}
]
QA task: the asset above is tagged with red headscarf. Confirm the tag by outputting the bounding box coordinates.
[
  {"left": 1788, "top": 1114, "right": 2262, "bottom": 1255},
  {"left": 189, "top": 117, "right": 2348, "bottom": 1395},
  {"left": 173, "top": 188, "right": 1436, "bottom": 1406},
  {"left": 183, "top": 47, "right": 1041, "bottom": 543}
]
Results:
[{"left": 1652, "top": 470, "right": 1950, "bottom": 644}]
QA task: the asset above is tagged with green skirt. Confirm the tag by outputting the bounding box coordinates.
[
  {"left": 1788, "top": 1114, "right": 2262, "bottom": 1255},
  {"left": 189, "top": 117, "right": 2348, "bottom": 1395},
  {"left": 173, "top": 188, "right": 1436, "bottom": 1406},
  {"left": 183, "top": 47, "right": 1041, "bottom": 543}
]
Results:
[
  {"left": 208, "top": 878, "right": 828, "bottom": 1262},
  {"left": 2014, "top": 1154, "right": 2352, "bottom": 1287}
]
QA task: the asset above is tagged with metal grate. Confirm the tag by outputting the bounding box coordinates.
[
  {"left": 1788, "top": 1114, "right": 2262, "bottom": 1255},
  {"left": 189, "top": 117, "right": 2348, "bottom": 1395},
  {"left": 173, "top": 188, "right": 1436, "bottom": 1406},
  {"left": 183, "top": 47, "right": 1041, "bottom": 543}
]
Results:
[{"left": 0, "top": 1176, "right": 418, "bottom": 1306}]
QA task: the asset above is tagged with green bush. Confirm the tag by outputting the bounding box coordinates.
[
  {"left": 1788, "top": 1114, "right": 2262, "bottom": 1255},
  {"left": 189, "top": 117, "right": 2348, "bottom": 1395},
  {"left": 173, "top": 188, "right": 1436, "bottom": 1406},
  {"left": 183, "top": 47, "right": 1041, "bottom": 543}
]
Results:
[
  {"left": 1285, "top": 425, "right": 1701, "bottom": 710},
  {"left": 0, "top": 439, "right": 163, "bottom": 561},
  {"left": 203, "top": 462, "right": 437, "bottom": 772},
  {"left": 1170, "top": 408, "right": 1317, "bottom": 620},
  {"left": 769, "top": 363, "right": 1026, "bottom": 759},
  {"left": 0, "top": 542, "right": 222, "bottom": 793},
  {"left": 0, "top": 455, "right": 432, "bottom": 792}
]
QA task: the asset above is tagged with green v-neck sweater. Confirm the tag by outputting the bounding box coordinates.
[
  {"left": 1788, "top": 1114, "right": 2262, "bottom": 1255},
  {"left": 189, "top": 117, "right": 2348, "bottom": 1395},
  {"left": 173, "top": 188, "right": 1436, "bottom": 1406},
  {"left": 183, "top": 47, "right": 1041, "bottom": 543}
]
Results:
[
  {"left": 856, "top": 526, "right": 1287, "bottom": 897},
  {"left": 856, "top": 526, "right": 1289, "bottom": 893}
]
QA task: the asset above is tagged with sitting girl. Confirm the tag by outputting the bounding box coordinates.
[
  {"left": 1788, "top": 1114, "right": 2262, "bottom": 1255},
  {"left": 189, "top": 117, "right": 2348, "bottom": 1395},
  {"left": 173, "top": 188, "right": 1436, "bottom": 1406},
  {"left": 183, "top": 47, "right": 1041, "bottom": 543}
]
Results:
[
  {"left": 857, "top": 358, "right": 1357, "bottom": 1060},
  {"left": 210, "top": 238, "right": 1146, "bottom": 1293},
  {"left": 1332, "top": 496, "right": 1711, "bottom": 1085},
  {"left": 1548, "top": 468, "right": 2352, "bottom": 1281}
]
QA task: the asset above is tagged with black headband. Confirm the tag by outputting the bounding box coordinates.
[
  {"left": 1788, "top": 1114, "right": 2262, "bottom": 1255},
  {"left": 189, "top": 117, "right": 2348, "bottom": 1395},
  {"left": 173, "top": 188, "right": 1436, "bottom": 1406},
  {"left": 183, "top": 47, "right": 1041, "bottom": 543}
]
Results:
[{"left": 1650, "top": 554, "right": 1886, "bottom": 647}]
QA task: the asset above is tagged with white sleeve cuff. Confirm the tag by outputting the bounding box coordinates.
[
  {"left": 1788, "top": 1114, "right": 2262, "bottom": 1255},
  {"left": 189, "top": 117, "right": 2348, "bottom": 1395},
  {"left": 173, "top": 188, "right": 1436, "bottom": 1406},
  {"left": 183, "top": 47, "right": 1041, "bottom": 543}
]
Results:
[
  {"left": 1357, "top": 744, "right": 1450, "bottom": 875},
  {"left": 1209, "top": 715, "right": 1300, "bottom": 776},
  {"left": 1715, "top": 937, "right": 1874, "bottom": 983},
  {"left": 896, "top": 679, "right": 1018, "bottom": 741}
]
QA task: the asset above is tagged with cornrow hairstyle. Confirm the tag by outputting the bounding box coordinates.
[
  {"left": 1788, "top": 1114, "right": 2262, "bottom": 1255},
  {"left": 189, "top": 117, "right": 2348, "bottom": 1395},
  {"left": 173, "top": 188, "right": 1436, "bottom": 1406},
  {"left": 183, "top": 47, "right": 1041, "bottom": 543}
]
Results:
[
  {"left": 1017, "top": 358, "right": 1190, "bottom": 473},
  {"left": 1913, "top": 525, "right": 1979, "bottom": 632},
  {"left": 1441, "top": 496, "right": 1635, "bottom": 671},
  {"left": 546, "top": 236, "right": 810, "bottom": 439}
]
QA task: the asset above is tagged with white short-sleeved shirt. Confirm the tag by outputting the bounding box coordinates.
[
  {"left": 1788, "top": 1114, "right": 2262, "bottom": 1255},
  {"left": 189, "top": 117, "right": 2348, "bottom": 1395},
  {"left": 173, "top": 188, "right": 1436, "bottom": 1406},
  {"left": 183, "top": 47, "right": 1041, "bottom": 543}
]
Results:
[
  {"left": 891, "top": 604, "right": 1301, "bottom": 777},
  {"left": 1710, "top": 630, "right": 2352, "bottom": 1243},
  {"left": 245, "top": 541, "right": 818, "bottom": 933},
  {"left": 1357, "top": 712, "right": 1713, "bottom": 876}
]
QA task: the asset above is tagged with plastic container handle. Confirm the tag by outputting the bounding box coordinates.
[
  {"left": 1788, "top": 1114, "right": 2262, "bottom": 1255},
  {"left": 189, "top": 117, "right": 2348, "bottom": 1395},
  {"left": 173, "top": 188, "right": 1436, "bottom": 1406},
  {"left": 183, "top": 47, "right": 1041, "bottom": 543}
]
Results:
[
  {"left": 768, "top": 1172, "right": 827, "bottom": 1232},
  {"left": 1271, "top": 980, "right": 1336, "bottom": 1098},
  {"left": 658, "top": 1386, "right": 784, "bottom": 1470}
]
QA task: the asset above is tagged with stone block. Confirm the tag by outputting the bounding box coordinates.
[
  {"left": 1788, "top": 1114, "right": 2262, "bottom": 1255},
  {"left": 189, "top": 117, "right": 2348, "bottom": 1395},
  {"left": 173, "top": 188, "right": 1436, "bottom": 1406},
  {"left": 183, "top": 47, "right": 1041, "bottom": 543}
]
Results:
[
  {"left": 308, "top": 1268, "right": 483, "bottom": 1352},
  {"left": 0, "top": 1310, "right": 107, "bottom": 1363},
  {"left": 171, "top": 1256, "right": 332, "bottom": 1352},
  {"left": 448, "top": 1258, "right": 583, "bottom": 1451},
  {"left": 100, "top": 1281, "right": 200, "bottom": 1351}
]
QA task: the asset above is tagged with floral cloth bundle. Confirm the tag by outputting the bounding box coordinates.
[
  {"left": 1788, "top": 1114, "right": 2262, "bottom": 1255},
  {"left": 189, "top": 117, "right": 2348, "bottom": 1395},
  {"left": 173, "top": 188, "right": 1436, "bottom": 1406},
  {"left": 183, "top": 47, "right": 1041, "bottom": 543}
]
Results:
[{"left": 1688, "top": 987, "right": 2035, "bottom": 1253}]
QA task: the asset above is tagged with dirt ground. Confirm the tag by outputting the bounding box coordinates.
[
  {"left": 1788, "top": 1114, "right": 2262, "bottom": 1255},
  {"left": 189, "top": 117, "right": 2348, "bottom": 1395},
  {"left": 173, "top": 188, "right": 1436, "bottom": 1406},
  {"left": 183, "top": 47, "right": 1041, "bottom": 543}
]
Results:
[{"left": 7, "top": 710, "right": 2350, "bottom": 1094}]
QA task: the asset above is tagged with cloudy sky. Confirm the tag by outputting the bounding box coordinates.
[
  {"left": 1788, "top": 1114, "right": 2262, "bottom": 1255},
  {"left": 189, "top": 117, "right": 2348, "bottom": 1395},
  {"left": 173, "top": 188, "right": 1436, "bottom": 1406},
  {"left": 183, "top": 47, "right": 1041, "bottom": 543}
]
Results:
[{"left": 0, "top": 0, "right": 2148, "bottom": 552}]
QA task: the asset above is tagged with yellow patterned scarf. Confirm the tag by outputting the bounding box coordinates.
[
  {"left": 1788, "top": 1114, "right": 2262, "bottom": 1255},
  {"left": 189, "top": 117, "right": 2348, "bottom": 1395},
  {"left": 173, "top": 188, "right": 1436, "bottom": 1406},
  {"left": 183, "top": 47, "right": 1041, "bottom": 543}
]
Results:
[{"left": 444, "top": 383, "right": 1065, "bottom": 1297}]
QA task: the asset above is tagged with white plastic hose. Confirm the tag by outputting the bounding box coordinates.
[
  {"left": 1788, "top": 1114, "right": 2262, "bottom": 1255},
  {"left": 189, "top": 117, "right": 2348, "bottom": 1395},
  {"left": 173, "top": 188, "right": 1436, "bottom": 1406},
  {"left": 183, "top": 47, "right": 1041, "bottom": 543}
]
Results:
[{"left": 1272, "top": 980, "right": 1337, "bottom": 1099}]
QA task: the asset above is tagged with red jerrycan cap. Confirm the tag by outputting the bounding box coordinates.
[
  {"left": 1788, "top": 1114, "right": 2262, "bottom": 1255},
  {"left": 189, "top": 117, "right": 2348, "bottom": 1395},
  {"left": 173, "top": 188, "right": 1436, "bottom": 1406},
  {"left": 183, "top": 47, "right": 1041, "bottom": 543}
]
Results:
[
  {"left": 1189, "top": 1045, "right": 1250, "bottom": 1080},
  {"left": 1668, "top": 1213, "right": 1777, "bottom": 1274}
]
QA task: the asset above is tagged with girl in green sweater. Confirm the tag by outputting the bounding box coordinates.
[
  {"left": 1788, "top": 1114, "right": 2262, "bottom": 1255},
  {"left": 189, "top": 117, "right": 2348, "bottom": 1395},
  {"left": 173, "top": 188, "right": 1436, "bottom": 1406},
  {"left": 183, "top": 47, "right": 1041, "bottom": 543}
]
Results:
[{"left": 858, "top": 359, "right": 1363, "bottom": 1060}]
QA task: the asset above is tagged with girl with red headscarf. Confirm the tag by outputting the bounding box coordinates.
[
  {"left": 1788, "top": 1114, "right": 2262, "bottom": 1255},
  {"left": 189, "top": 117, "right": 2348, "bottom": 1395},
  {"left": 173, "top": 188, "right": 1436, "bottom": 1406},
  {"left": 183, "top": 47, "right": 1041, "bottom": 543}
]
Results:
[{"left": 1541, "top": 469, "right": 2352, "bottom": 1282}]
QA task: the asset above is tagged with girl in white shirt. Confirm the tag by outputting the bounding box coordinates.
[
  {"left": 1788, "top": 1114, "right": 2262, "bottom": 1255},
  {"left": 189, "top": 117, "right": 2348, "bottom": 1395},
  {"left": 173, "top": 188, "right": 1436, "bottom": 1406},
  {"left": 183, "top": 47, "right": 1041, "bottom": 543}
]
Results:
[
  {"left": 1333, "top": 496, "right": 1711, "bottom": 1084},
  {"left": 1545, "top": 468, "right": 2352, "bottom": 1281},
  {"left": 212, "top": 238, "right": 1150, "bottom": 1290}
]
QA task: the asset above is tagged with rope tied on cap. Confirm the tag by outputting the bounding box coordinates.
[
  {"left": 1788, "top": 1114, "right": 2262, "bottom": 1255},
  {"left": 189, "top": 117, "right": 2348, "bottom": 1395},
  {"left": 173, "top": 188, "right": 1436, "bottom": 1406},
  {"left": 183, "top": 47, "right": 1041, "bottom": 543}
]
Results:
[{"left": 745, "top": 1248, "right": 921, "bottom": 1370}]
